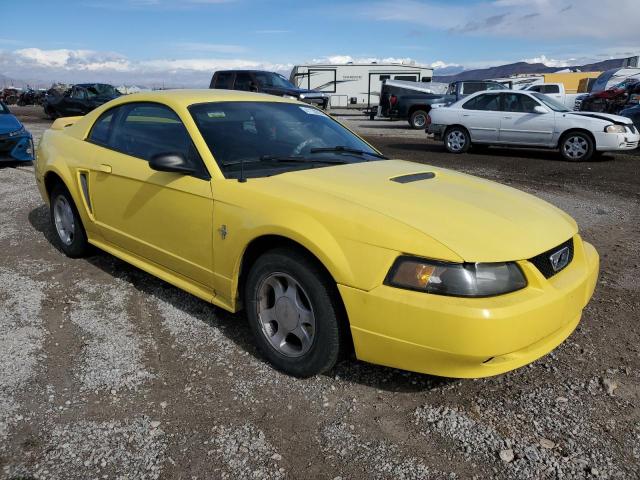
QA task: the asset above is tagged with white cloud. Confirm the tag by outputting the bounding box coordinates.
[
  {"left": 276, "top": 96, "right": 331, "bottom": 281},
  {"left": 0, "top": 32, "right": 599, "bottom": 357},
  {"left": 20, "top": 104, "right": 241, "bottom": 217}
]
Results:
[
  {"left": 522, "top": 55, "right": 572, "bottom": 68},
  {"left": 311, "top": 55, "right": 418, "bottom": 65},
  {"left": 362, "top": 0, "right": 640, "bottom": 41}
]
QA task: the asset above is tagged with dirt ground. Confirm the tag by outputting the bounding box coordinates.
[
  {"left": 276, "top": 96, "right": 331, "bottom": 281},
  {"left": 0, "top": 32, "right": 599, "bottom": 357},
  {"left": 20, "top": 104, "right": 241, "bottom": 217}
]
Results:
[{"left": 1, "top": 105, "right": 639, "bottom": 479}]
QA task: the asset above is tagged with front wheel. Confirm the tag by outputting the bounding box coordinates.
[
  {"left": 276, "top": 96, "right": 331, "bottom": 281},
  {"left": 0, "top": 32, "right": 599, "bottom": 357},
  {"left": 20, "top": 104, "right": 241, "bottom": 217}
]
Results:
[
  {"left": 245, "top": 249, "right": 345, "bottom": 377},
  {"left": 560, "top": 132, "right": 594, "bottom": 161},
  {"left": 50, "top": 184, "right": 90, "bottom": 258},
  {"left": 444, "top": 126, "right": 471, "bottom": 154}
]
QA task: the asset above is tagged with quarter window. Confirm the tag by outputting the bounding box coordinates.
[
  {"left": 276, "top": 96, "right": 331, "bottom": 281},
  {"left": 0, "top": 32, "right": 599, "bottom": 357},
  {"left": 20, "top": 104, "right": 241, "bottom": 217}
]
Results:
[
  {"left": 394, "top": 75, "right": 417, "bottom": 82},
  {"left": 462, "top": 94, "right": 500, "bottom": 111},
  {"left": 88, "top": 110, "right": 116, "bottom": 145}
]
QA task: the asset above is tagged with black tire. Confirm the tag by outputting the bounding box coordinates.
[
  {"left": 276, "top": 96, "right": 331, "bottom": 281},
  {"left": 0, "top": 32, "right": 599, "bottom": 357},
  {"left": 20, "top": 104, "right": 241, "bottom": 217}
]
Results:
[
  {"left": 245, "top": 248, "right": 346, "bottom": 377},
  {"left": 444, "top": 126, "right": 471, "bottom": 154},
  {"left": 559, "top": 131, "right": 594, "bottom": 162},
  {"left": 409, "top": 109, "right": 429, "bottom": 129},
  {"left": 49, "top": 183, "right": 90, "bottom": 258},
  {"left": 45, "top": 106, "right": 59, "bottom": 120}
]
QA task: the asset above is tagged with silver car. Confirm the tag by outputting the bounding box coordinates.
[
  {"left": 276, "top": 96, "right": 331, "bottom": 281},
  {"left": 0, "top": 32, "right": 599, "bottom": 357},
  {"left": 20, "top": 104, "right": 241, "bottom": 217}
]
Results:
[{"left": 428, "top": 90, "right": 639, "bottom": 161}]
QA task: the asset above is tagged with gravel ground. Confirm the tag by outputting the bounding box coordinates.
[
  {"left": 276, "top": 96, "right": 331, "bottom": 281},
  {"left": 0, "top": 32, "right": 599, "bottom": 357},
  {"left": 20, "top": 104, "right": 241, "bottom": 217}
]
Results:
[{"left": 1, "top": 105, "right": 639, "bottom": 479}]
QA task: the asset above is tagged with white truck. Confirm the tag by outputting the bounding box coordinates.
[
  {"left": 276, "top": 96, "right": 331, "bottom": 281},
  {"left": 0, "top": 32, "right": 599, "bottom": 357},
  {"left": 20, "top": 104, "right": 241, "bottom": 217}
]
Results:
[{"left": 521, "top": 83, "right": 582, "bottom": 110}]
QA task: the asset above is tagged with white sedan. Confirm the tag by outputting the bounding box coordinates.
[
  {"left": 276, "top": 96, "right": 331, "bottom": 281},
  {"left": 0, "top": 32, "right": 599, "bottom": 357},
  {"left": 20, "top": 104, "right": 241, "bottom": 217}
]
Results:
[{"left": 427, "top": 90, "right": 639, "bottom": 161}]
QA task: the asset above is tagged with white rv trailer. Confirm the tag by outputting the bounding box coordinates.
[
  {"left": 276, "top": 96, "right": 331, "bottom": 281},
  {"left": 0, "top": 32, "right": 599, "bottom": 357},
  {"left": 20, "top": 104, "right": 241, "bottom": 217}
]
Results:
[{"left": 289, "top": 63, "right": 433, "bottom": 109}]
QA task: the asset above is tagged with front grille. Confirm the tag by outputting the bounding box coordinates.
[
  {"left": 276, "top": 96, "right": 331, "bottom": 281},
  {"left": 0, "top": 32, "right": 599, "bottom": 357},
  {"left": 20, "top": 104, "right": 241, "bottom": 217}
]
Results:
[
  {"left": 0, "top": 138, "right": 18, "bottom": 154},
  {"left": 528, "top": 238, "right": 574, "bottom": 279}
]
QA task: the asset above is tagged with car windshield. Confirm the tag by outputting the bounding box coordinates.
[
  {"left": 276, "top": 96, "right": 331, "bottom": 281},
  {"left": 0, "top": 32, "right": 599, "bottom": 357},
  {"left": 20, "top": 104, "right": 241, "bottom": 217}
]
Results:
[
  {"left": 189, "top": 101, "right": 383, "bottom": 179},
  {"left": 254, "top": 72, "right": 295, "bottom": 89},
  {"left": 0, "top": 102, "right": 9, "bottom": 114},
  {"left": 85, "top": 84, "right": 118, "bottom": 98},
  {"left": 530, "top": 92, "right": 570, "bottom": 112}
]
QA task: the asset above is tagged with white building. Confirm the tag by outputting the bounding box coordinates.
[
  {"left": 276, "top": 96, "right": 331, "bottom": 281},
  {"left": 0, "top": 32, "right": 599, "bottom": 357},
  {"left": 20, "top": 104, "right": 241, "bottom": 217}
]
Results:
[{"left": 289, "top": 63, "right": 433, "bottom": 109}]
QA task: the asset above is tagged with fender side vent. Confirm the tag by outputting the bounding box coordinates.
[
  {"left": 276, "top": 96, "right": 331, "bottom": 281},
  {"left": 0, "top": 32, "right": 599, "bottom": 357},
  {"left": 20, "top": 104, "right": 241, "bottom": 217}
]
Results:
[
  {"left": 79, "top": 172, "right": 92, "bottom": 213},
  {"left": 391, "top": 172, "right": 435, "bottom": 184}
]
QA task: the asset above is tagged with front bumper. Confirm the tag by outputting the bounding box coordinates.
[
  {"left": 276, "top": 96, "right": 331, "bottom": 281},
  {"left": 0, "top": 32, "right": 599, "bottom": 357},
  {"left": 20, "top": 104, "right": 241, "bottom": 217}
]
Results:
[
  {"left": 594, "top": 130, "right": 639, "bottom": 151},
  {"left": 0, "top": 134, "right": 34, "bottom": 162},
  {"left": 339, "top": 236, "right": 599, "bottom": 378}
]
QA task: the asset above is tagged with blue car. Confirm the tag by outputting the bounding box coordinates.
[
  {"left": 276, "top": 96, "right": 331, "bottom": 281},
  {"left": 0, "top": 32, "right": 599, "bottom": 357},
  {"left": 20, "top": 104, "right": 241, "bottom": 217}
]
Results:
[{"left": 0, "top": 101, "right": 34, "bottom": 162}]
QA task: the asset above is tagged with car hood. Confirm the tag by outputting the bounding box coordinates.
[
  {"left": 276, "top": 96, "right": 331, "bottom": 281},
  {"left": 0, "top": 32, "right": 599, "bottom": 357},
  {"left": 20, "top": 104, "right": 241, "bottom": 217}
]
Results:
[
  {"left": 567, "top": 111, "right": 633, "bottom": 125},
  {"left": 275, "top": 160, "right": 577, "bottom": 262},
  {"left": 0, "top": 114, "right": 22, "bottom": 133}
]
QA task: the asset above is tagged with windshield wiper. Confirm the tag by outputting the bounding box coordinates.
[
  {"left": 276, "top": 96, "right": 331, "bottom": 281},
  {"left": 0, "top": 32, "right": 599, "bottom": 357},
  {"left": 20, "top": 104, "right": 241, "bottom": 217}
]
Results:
[
  {"left": 260, "top": 155, "right": 348, "bottom": 164},
  {"left": 309, "top": 146, "right": 388, "bottom": 159}
]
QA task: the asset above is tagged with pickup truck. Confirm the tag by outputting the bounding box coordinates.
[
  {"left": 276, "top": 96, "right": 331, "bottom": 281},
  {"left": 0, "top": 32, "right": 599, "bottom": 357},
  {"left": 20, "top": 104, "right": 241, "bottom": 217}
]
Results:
[
  {"left": 521, "top": 83, "right": 582, "bottom": 110},
  {"left": 379, "top": 80, "right": 506, "bottom": 129}
]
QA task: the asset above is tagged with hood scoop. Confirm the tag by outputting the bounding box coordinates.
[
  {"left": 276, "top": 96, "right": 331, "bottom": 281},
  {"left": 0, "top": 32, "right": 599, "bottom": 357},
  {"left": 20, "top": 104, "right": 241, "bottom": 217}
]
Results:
[{"left": 390, "top": 172, "right": 436, "bottom": 184}]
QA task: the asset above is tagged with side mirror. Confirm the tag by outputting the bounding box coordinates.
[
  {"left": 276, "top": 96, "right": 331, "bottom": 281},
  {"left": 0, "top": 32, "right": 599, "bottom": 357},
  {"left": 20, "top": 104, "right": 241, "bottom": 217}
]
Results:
[
  {"left": 533, "top": 105, "right": 548, "bottom": 114},
  {"left": 149, "top": 152, "right": 195, "bottom": 175}
]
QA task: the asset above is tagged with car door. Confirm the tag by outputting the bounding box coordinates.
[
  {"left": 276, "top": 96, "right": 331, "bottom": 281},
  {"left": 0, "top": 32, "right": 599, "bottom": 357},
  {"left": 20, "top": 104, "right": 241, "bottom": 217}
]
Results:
[
  {"left": 64, "top": 87, "right": 88, "bottom": 115},
  {"left": 498, "top": 93, "right": 554, "bottom": 146},
  {"left": 85, "top": 102, "right": 214, "bottom": 288},
  {"left": 459, "top": 93, "right": 502, "bottom": 142}
]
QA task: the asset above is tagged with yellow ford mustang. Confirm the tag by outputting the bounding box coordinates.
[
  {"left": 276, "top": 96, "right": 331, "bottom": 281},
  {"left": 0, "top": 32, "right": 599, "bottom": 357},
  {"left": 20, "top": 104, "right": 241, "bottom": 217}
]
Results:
[{"left": 35, "top": 90, "right": 599, "bottom": 378}]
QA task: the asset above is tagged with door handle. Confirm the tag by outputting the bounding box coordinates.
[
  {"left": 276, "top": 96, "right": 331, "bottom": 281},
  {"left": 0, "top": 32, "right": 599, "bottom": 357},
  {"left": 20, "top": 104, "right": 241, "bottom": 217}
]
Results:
[
  {"left": 503, "top": 116, "right": 512, "bottom": 119},
  {"left": 98, "top": 164, "right": 112, "bottom": 174},
  {"left": 462, "top": 114, "right": 470, "bottom": 117}
]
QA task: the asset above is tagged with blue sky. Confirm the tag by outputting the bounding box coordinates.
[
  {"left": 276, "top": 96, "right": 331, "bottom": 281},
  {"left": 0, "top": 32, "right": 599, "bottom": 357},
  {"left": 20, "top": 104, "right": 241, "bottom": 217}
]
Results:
[{"left": 0, "top": 0, "right": 637, "bottom": 87}]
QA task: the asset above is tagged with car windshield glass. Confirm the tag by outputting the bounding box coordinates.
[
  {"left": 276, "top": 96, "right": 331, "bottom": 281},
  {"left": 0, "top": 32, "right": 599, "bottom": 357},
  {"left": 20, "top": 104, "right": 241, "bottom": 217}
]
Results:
[
  {"left": 189, "top": 101, "right": 383, "bottom": 179},
  {"left": 0, "top": 102, "right": 9, "bottom": 114},
  {"left": 85, "top": 84, "right": 117, "bottom": 98},
  {"left": 254, "top": 72, "right": 295, "bottom": 89},
  {"left": 530, "top": 92, "right": 570, "bottom": 112}
]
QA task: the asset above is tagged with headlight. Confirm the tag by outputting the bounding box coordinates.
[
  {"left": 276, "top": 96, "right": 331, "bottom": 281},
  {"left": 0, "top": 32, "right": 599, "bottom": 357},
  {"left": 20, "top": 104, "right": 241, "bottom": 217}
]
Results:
[
  {"left": 8, "top": 126, "right": 26, "bottom": 137},
  {"left": 385, "top": 256, "right": 527, "bottom": 297},
  {"left": 605, "top": 124, "right": 626, "bottom": 134},
  {"left": 283, "top": 94, "right": 297, "bottom": 100},
  {"left": 299, "top": 93, "right": 306, "bottom": 99}
]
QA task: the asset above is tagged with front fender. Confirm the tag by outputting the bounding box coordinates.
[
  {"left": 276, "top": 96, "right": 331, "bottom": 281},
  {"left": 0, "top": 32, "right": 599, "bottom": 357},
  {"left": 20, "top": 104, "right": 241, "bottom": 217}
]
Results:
[{"left": 212, "top": 199, "right": 399, "bottom": 310}]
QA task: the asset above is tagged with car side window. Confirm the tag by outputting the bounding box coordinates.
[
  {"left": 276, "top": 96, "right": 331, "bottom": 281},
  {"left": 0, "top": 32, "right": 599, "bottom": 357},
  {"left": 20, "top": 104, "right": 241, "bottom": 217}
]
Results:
[
  {"left": 234, "top": 73, "right": 254, "bottom": 91},
  {"left": 462, "top": 93, "right": 500, "bottom": 111},
  {"left": 71, "top": 87, "right": 87, "bottom": 100},
  {"left": 215, "top": 72, "right": 233, "bottom": 89},
  {"left": 88, "top": 109, "right": 117, "bottom": 145},
  {"left": 541, "top": 84, "right": 560, "bottom": 94},
  {"left": 109, "top": 103, "right": 203, "bottom": 171},
  {"left": 502, "top": 93, "right": 540, "bottom": 113}
]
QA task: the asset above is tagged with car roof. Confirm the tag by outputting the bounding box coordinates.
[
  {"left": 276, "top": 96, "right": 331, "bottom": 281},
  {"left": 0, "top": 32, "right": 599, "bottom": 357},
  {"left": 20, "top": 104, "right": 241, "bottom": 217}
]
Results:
[{"left": 94, "top": 88, "right": 299, "bottom": 108}]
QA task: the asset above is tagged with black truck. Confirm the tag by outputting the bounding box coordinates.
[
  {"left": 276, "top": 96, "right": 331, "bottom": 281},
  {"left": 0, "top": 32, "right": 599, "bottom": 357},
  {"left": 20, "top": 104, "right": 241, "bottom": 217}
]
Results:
[
  {"left": 210, "top": 70, "right": 329, "bottom": 109},
  {"left": 379, "top": 80, "right": 507, "bottom": 129}
]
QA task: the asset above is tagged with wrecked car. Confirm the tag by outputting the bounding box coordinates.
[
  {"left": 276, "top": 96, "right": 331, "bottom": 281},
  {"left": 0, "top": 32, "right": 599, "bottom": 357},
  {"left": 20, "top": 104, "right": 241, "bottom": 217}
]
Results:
[{"left": 43, "top": 83, "right": 120, "bottom": 119}]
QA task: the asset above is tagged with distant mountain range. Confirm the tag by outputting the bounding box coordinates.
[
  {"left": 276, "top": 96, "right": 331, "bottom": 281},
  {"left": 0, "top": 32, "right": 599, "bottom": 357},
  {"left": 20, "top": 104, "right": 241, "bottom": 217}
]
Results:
[{"left": 433, "top": 58, "right": 629, "bottom": 82}]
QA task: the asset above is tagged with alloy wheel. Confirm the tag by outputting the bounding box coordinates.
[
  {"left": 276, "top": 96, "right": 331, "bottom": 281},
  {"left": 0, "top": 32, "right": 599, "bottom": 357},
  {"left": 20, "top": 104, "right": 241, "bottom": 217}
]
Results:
[
  {"left": 447, "top": 130, "right": 466, "bottom": 152},
  {"left": 53, "top": 195, "right": 75, "bottom": 246},
  {"left": 563, "top": 135, "right": 588, "bottom": 160},
  {"left": 256, "top": 272, "right": 316, "bottom": 358}
]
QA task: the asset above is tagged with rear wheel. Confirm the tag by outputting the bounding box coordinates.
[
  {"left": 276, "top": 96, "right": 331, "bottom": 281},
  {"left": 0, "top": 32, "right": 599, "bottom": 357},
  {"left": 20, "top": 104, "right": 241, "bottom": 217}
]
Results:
[
  {"left": 444, "top": 126, "right": 471, "bottom": 154},
  {"left": 50, "top": 184, "right": 90, "bottom": 258},
  {"left": 409, "top": 109, "right": 428, "bottom": 129},
  {"left": 245, "top": 248, "right": 345, "bottom": 377},
  {"left": 560, "top": 132, "right": 594, "bottom": 162}
]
